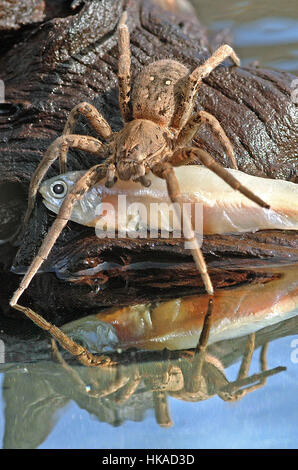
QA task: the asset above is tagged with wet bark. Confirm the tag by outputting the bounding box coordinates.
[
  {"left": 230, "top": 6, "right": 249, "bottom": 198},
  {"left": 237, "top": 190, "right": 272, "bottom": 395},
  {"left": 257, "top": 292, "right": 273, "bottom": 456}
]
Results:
[{"left": 0, "top": 0, "right": 297, "bottom": 318}]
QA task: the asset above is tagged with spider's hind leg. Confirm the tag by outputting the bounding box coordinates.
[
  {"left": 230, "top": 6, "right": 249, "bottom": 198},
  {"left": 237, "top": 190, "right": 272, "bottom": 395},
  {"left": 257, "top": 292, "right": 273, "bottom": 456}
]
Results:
[{"left": 170, "top": 146, "right": 270, "bottom": 209}]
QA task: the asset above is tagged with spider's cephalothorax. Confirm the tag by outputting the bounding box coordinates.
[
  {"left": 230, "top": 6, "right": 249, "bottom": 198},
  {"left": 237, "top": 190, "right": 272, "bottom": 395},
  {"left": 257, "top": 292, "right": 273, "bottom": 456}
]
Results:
[
  {"left": 113, "top": 119, "right": 172, "bottom": 183},
  {"left": 113, "top": 59, "right": 192, "bottom": 182},
  {"left": 10, "top": 12, "right": 270, "bottom": 366}
]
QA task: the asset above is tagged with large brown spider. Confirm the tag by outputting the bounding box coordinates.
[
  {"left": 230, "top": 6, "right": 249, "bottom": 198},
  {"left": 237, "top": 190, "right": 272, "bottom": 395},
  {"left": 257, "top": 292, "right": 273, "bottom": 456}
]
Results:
[{"left": 10, "top": 13, "right": 269, "bottom": 366}]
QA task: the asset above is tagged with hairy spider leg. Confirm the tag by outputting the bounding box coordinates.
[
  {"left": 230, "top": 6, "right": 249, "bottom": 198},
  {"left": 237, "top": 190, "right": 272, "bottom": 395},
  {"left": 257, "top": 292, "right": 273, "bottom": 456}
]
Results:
[
  {"left": 170, "top": 147, "right": 270, "bottom": 209},
  {"left": 184, "top": 298, "right": 213, "bottom": 393},
  {"left": 153, "top": 162, "right": 214, "bottom": 295},
  {"left": 118, "top": 12, "right": 132, "bottom": 122},
  {"left": 9, "top": 164, "right": 121, "bottom": 367},
  {"left": 173, "top": 44, "right": 240, "bottom": 130},
  {"left": 176, "top": 110, "right": 238, "bottom": 169},
  {"left": 23, "top": 134, "right": 105, "bottom": 226},
  {"left": 60, "top": 102, "right": 112, "bottom": 172},
  {"left": 217, "top": 339, "right": 285, "bottom": 401}
]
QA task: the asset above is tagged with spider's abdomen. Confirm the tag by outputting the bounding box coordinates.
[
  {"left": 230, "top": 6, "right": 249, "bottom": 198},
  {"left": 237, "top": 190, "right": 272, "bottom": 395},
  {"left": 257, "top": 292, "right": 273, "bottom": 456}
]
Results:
[{"left": 132, "top": 59, "right": 189, "bottom": 127}]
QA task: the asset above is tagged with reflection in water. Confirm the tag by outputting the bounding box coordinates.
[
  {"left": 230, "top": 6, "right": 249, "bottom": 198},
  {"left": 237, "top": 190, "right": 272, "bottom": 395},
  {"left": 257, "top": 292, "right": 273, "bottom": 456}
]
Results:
[
  {"left": 0, "top": 264, "right": 297, "bottom": 448},
  {"left": 97, "top": 265, "right": 298, "bottom": 350}
]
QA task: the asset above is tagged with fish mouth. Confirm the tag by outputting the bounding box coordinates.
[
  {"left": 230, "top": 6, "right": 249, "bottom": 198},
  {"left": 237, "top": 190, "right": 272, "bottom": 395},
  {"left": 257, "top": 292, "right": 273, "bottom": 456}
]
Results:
[{"left": 42, "top": 198, "right": 62, "bottom": 215}]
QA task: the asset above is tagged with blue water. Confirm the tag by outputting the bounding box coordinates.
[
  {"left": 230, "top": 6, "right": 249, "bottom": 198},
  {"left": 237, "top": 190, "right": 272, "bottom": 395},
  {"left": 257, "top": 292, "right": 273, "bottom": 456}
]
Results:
[
  {"left": 38, "top": 334, "right": 298, "bottom": 449},
  {"left": 0, "top": 331, "right": 297, "bottom": 449},
  {"left": 197, "top": 0, "right": 298, "bottom": 72}
]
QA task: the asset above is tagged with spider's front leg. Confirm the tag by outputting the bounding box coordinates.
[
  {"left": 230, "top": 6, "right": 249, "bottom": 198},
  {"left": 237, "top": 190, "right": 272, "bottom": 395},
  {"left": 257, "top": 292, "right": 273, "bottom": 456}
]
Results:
[
  {"left": 152, "top": 162, "right": 214, "bottom": 295},
  {"left": 52, "top": 339, "right": 133, "bottom": 396},
  {"left": 153, "top": 391, "right": 173, "bottom": 428},
  {"left": 173, "top": 45, "right": 240, "bottom": 130},
  {"left": 60, "top": 103, "right": 112, "bottom": 173},
  {"left": 176, "top": 110, "right": 238, "bottom": 169},
  {"left": 117, "top": 12, "right": 132, "bottom": 122},
  {"left": 10, "top": 164, "right": 114, "bottom": 367},
  {"left": 23, "top": 134, "right": 105, "bottom": 226}
]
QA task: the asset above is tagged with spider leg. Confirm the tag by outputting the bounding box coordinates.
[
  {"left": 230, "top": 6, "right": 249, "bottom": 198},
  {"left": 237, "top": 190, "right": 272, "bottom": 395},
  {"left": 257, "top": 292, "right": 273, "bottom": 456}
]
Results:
[
  {"left": 10, "top": 164, "right": 115, "bottom": 367},
  {"left": 112, "top": 365, "right": 141, "bottom": 404},
  {"left": 236, "top": 333, "right": 255, "bottom": 381},
  {"left": 52, "top": 337, "right": 139, "bottom": 397},
  {"left": 176, "top": 110, "right": 238, "bottom": 169},
  {"left": 171, "top": 147, "right": 270, "bottom": 209},
  {"left": 23, "top": 134, "right": 105, "bottom": 226},
  {"left": 152, "top": 162, "right": 214, "bottom": 295},
  {"left": 184, "top": 298, "right": 213, "bottom": 393},
  {"left": 118, "top": 12, "right": 132, "bottom": 122},
  {"left": 218, "top": 341, "right": 285, "bottom": 401},
  {"left": 153, "top": 391, "right": 173, "bottom": 427},
  {"left": 173, "top": 45, "right": 240, "bottom": 130},
  {"left": 60, "top": 102, "right": 112, "bottom": 173},
  {"left": 222, "top": 333, "right": 256, "bottom": 401}
]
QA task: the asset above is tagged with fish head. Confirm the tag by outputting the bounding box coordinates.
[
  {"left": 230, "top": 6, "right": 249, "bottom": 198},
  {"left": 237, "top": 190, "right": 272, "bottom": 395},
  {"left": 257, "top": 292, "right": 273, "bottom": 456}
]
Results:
[{"left": 39, "top": 171, "right": 103, "bottom": 226}]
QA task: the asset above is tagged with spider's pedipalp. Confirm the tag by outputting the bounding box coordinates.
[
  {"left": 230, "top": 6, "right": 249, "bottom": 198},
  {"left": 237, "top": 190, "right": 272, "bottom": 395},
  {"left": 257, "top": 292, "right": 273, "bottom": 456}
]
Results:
[
  {"left": 105, "top": 163, "right": 117, "bottom": 188},
  {"left": 136, "top": 175, "right": 152, "bottom": 187}
]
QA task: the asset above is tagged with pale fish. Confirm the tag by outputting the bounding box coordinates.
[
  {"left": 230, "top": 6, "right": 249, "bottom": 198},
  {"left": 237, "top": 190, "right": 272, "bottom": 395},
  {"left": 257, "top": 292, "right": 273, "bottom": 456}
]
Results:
[
  {"left": 39, "top": 166, "right": 298, "bottom": 234},
  {"left": 62, "top": 264, "right": 298, "bottom": 352},
  {"left": 97, "top": 264, "right": 298, "bottom": 350}
]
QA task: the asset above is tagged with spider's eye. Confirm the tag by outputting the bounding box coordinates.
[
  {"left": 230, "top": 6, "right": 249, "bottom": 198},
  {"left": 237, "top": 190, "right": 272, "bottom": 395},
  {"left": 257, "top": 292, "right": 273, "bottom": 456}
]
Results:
[{"left": 50, "top": 180, "right": 68, "bottom": 198}]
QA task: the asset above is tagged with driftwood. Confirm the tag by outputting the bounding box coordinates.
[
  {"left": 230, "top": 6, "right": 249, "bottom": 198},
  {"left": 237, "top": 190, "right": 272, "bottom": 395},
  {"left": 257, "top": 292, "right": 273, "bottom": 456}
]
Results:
[{"left": 0, "top": 0, "right": 297, "bottom": 319}]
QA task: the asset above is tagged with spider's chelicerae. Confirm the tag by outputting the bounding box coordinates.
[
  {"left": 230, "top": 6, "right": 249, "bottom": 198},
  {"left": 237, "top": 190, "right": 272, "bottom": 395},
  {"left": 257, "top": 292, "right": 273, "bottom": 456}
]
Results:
[{"left": 10, "top": 13, "right": 269, "bottom": 366}]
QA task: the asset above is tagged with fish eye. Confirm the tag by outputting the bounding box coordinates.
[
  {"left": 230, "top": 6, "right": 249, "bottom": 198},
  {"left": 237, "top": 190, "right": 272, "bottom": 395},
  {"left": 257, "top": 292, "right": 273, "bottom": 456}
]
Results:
[{"left": 50, "top": 180, "right": 68, "bottom": 198}]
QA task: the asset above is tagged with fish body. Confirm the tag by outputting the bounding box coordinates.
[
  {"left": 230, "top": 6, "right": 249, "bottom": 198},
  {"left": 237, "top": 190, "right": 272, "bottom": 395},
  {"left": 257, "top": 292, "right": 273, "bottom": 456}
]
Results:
[
  {"left": 39, "top": 166, "right": 298, "bottom": 234},
  {"left": 98, "top": 265, "right": 298, "bottom": 350},
  {"left": 62, "top": 265, "right": 298, "bottom": 352}
]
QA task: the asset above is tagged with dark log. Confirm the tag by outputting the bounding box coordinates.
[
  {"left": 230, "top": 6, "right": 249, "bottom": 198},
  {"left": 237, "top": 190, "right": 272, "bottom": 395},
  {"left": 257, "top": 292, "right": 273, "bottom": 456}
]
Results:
[{"left": 0, "top": 0, "right": 297, "bottom": 318}]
